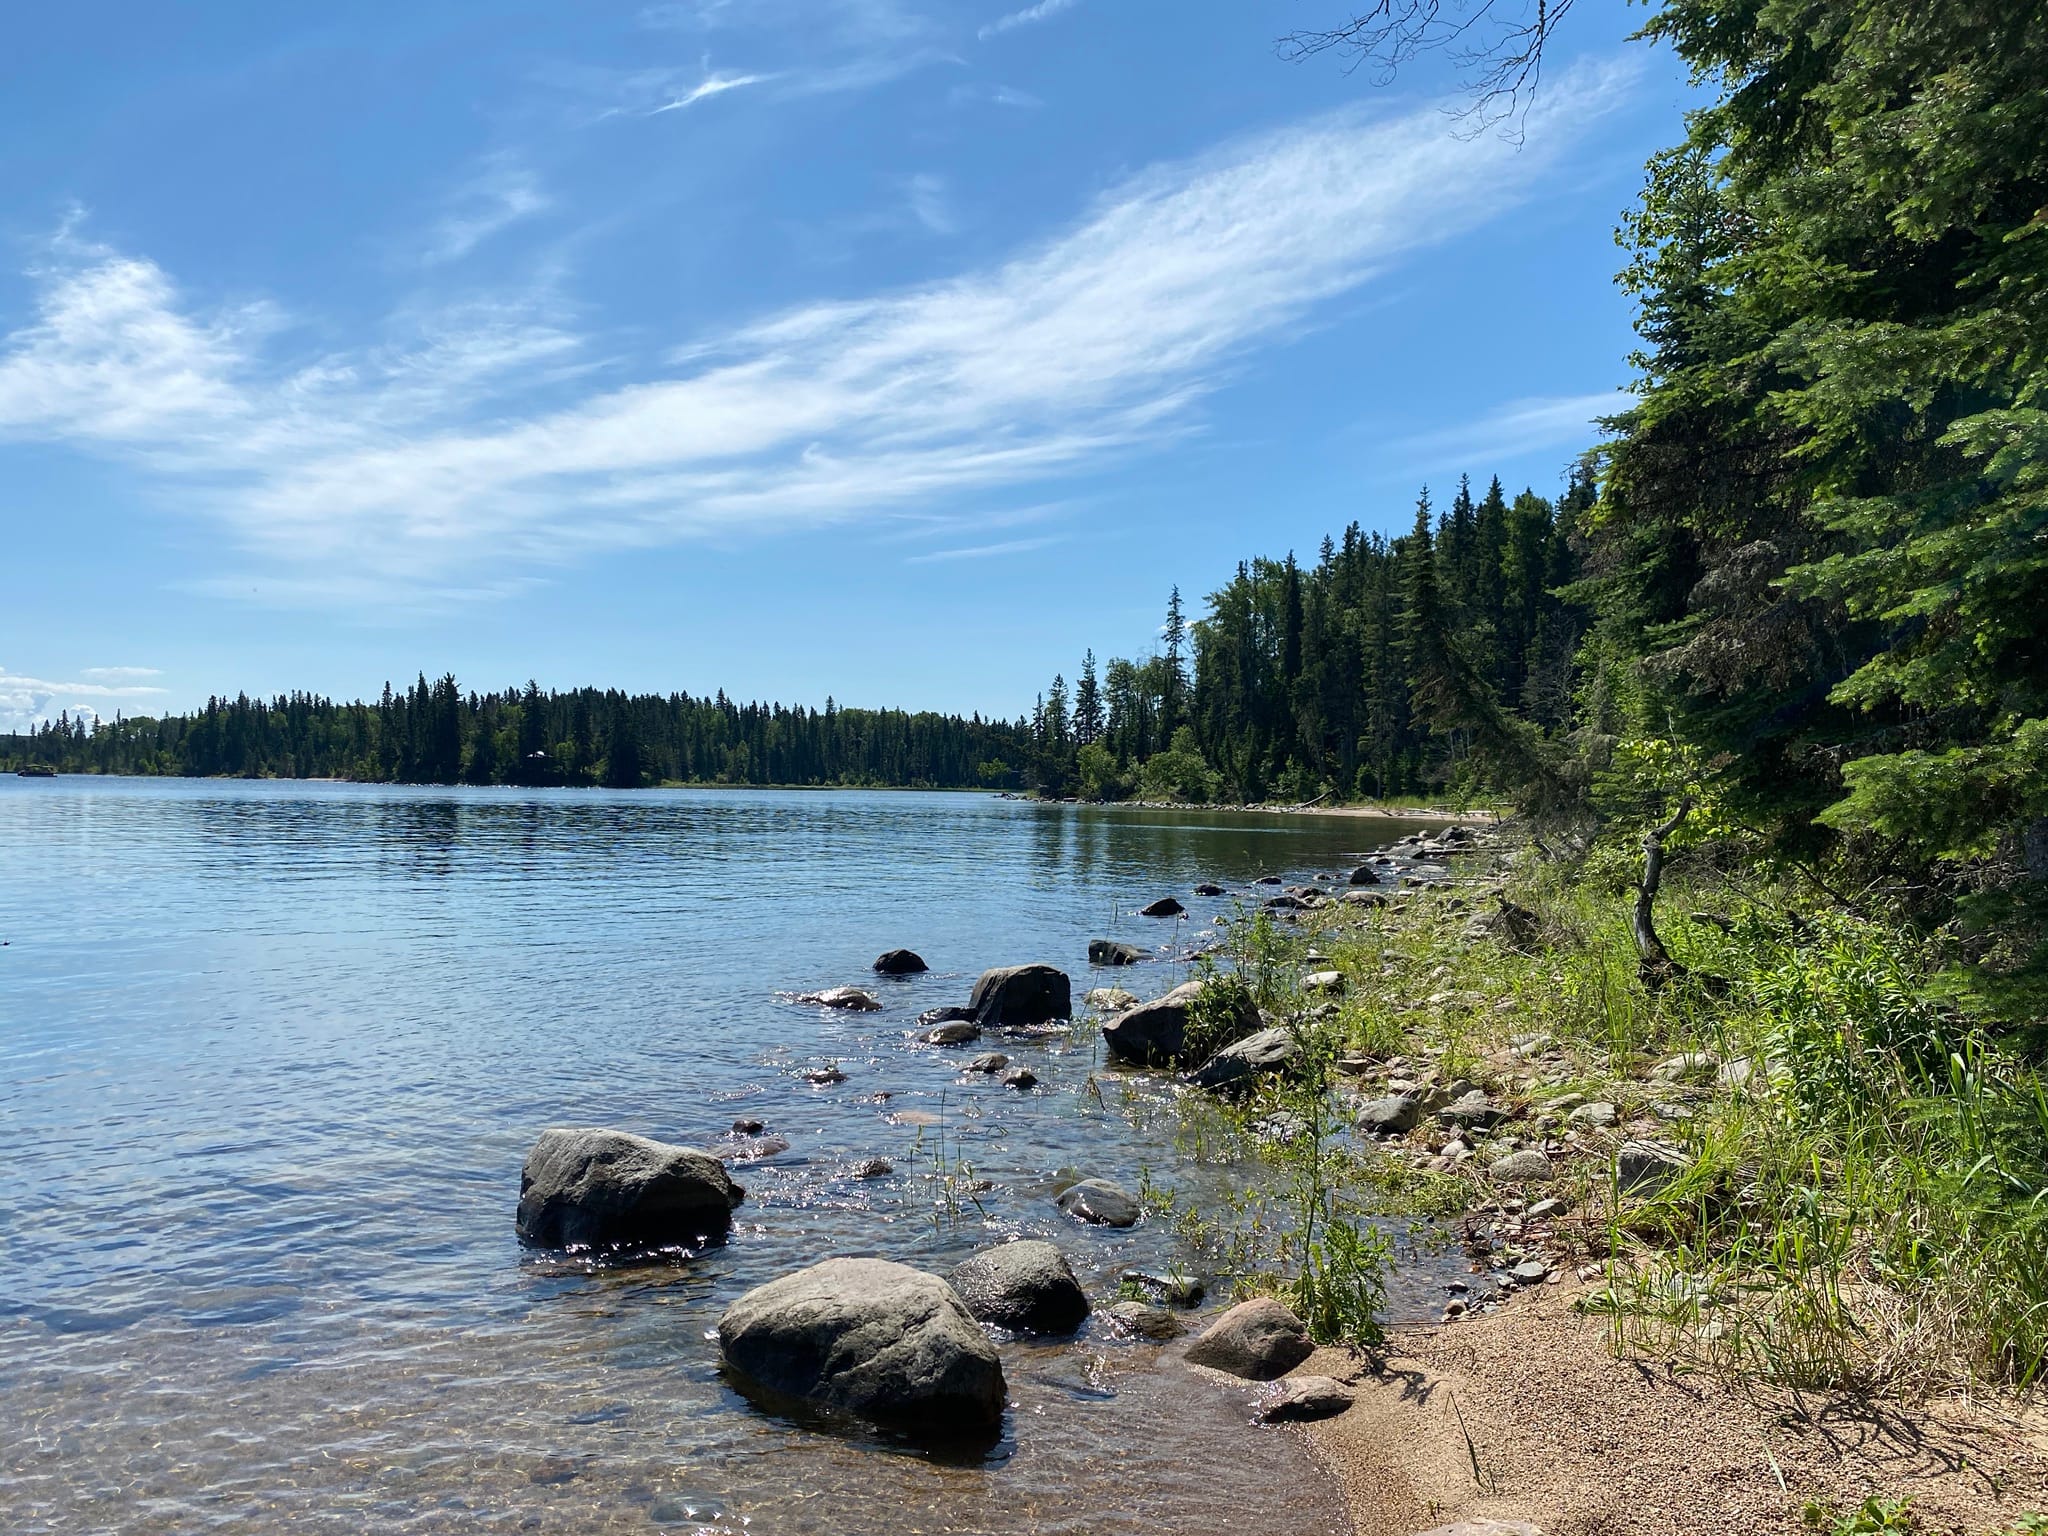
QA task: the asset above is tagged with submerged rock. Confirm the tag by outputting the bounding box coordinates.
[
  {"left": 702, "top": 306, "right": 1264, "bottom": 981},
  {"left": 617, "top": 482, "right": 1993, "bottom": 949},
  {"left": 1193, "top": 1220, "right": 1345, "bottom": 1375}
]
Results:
[
  {"left": 1088, "top": 939, "right": 1149, "bottom": 966},
  {"left": 1002, "top": 1066, "right": 1039, "bottom": 1090},
  {"left": 965, "top": 1051, "right": 1010, "bottom": 1074},
  {"left": 800, "top": 987, "right": 882, "bottom": 1011},
  {"left": 1346, "top": 865, "right": 1381, "bottom": 886},
  {"left": 1138, "top": 896, "right": 1186, "bottom": 918},
  {"left": 872, "top": 949, "right": 929, "bottom": 975},
  {"left": 1193, "top": 882, "right": 1227, "bottom": 897},
  {"left": 1055, "top": 1178, "right": 1140, "bottom": 1228},
  {"left": 1120, "top": 1268, "right": 1206, "bottom": 1306},
  {"left": 516, "top": 1128, "right": 743, "bottom": 1253},
  {"left": 1106, "top": 1300, "right": 1185, "bottom": 1339},
  {"left": 717, "top": 1258, "right": 1006, "bottom": 1435},
  {"left": 968, "top": 964, "right": 1072, "bottom": 1029},
  {"left": 923, "top": 1020, "right": 981, "bottom": 1046},
  {"left": 949, "top": 1239, "right": 1090, "bottom": 1335},
  {"left": 1182, "top": 1297, "right": 1313, "bottom": 1380},
  {"left": 1084, "top": 986, "right": 1141, "bottom": 1014}
]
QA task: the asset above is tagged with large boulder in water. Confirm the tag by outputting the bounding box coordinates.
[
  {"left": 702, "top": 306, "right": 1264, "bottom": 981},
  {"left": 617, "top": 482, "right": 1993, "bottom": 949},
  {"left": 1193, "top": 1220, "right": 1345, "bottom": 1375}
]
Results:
[
  {"left": 1088, "top": 939, "right": 1147, "bottom": 966},
  {"left": 948, "top": 1239, "right": 1090, "bottom": 1335},
  {"left": 717, "top": 1258, "right": 1006, "bottom": 1435},
  {"left": 1182, "top": 1297, "right": 1314, "bottom": 1380},
  {"left": 516, "top": 1128, "right": 743, "bottom": 1252},
  {"left": 1139, "top": 896, "right": 1186, "bottom": 918},
  {"left": 1100, "top": 979, "right": 1257, "bottom": 1067},
  {"left": 968, "top": 963, "right": 1071, "bottom": 1028},
  {"left": 872, "top": 949, "right": 929, "bottom": 974}
]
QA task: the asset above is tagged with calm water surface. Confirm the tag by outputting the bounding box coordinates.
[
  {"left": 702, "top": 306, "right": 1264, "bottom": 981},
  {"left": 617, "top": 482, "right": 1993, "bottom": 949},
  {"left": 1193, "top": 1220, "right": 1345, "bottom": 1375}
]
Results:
[{"left": 0, "top": 779, "right": 1443, "bottom": 1536}]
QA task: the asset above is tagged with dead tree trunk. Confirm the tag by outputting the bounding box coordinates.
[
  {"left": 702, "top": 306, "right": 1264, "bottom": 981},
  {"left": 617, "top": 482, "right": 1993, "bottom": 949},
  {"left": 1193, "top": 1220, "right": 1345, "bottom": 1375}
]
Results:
[{"left": 1634, "top": 798, "right": 1694, "bottom": 991}]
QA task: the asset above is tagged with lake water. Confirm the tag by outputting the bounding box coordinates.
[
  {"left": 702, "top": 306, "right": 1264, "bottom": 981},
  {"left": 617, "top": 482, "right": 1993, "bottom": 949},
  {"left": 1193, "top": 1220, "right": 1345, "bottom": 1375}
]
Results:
[{"left": 0, "top": 778, "right": 1443, "bottom": 1536}]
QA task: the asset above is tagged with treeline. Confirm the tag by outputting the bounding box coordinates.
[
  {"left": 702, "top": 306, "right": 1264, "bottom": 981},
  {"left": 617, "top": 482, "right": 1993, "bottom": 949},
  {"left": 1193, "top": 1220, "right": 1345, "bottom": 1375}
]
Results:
[
  {"left": 3, "top": 682, "right": 1031, "bottom": 790},
  {"left": 1018, "top": 470, "right": 1587, "bottom": 804}
]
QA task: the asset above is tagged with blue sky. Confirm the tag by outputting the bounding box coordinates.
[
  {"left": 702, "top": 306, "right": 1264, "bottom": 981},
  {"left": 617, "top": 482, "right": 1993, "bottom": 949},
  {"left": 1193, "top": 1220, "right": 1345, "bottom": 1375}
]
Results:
[{"left": 0, "top": 0, "right": 1689, "bottom": 730}]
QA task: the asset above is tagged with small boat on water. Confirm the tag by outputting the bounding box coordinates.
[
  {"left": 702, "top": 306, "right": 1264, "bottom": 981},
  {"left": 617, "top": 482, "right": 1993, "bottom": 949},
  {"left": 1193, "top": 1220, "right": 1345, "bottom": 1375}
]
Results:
[{"left": 15, "top": 765, "right": 56, "bottom": 777}]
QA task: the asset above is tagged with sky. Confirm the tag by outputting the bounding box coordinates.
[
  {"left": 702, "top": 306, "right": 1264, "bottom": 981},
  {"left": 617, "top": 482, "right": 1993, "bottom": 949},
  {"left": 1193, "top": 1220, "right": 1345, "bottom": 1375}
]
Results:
[{"left": 0, "top": 0, "right": 1693, "bottom": 731}]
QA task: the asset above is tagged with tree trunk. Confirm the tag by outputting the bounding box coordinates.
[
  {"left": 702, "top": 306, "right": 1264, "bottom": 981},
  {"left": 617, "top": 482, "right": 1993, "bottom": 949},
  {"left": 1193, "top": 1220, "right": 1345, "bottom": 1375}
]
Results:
[{"left": 1634, "top": 798, "right": 1694, "bottom": 991}]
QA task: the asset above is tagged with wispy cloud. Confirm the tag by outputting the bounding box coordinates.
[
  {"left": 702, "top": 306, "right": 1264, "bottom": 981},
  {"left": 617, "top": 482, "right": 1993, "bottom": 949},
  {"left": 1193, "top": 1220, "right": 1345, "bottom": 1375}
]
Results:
[
  {"left": 903, "top": 173, "right": 957, "bottom": 235},
  {"left": 79, "top": 665, "right": 162, "bottom": 680},
  {"left": 423, "top": 157, "right": 551, "bottom": 265},
  {"left": 979, "top": 0, "right": 1080, "bottom": 40},
  {"left": 950, "top": 82, "right": 1043, "bottom": 108},
  {"left": 0, "top": 60, "right": 1639, "bottom": 606},
  {"left": 652, "top": 68, "right": 774, "bottom": 112},
  {"left": 1387, "top": 390, "right": 1629, "bottom": 473},
  {"left": 906, "top": 534, "right": 1063, "bottom": 563},
  {"left": 0, "top": 665, "right": 168, "bottom": 731}
]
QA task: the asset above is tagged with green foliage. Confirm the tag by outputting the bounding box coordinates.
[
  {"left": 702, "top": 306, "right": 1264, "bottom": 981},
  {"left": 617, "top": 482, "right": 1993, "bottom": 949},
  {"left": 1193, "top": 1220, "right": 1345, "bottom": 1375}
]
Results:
[
  {"left": 1802, "top": 1497, "right": 1920, "bottom": 1536},
  {"left": 1137, "top": 726, "right": 1223, "bottom": 804},
  {"left": 1295, "top": 1212, "right": 1391, "bottom": 1349},
  {"left": 1596, "top": 0, "right": 2048, "bottom": 1010}
]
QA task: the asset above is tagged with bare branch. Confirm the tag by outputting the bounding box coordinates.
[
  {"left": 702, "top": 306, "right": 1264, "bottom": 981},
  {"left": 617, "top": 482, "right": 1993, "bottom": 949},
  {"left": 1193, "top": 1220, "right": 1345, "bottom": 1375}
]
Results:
[{"left": 1277, "top": 0, "right": 1576, "bottom": 140}]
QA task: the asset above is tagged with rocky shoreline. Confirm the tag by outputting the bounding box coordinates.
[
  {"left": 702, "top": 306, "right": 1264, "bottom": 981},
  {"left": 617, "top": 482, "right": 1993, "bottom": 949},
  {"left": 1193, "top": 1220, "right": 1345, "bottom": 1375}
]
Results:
[{"left": 508, "top": 820, "right": 2047, "bottom": 1536}]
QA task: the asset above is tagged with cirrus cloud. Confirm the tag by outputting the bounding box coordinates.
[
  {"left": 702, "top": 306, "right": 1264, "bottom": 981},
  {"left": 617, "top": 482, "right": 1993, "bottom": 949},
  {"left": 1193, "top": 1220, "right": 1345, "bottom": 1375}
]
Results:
[{"left": 0, "top": 59, "right": 1640, "bottom": 607}]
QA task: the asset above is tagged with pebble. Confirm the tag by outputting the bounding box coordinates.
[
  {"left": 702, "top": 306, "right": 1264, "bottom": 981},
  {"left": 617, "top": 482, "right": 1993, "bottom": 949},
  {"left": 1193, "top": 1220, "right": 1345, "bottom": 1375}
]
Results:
[
  {"left": 1510, "top": 1259, "right": 1550, "bottom": 1283},
  {"left": 1526, "top": 1197, "right": 1565, "bottom": 1220}
]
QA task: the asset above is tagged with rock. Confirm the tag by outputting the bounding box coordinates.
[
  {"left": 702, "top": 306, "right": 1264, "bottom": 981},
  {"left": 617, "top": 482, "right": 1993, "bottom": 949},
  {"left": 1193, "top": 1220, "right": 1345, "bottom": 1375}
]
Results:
[
  {"left": 850, "top": 1157, "right": 893, "bottom": 1179},
  {"left": 1346, "top": 864, "right": 1381, "bottom": 886},
  {"left": 1002, "top": 1067, "right": 1039, "bottom": 1090},
  {"left": 1302, "top": 969, "right": 1345, "bottom": 994},
  {"left": 717, "top": 1258, "right": 1006, "bottom": 1435},
  {"left": 1120, "top": 1269, "right": 1206, "bottom": 1306},
  {"left": 1717, "top": 1057, "right": 1756, "bottom": 1091},
  {"left": 799, "top": 1065, "right": 847, "bottom": 1086},
  {"left": 1442, "top": 1300, "right": 1469, "bottom": 1320},
  {"left": 1569, "top": 1100, "right": 1618, "bottom": 1129},
  {"left": 1182, "top": 1297, "right": 1313, "bottom": 1380},
  {"left": 1084, "top": 987, "right": 1141, "bottom": 1013},
  {"left": 1616, "top": 1140, "right": 1691, "bottom": 1194},
  {"left": 917, "top": 1005, "right": 976, "bottom": 1027},
  {"left": 516, "top": 1128, "right": 744, "bottom": 1252},
  {"left": 720, "top": 1135, "right": 791, "bottom": 1163},
  {"left": 966, "top": 1051, "right": 1010, "bottom": 1074},
  {"left": 1101, "top": 979, "right": 1256, "bottom": 1067},
  {"left": 1341, "top": 890, "right": 1387, "bottom": 908},
  {"left": 1106, "top": 1300, "right": 1184, "bottom": 1339},
  {"left": 800, "top": 986, "right": 882, "bottom": 1011},
  {"left": 1526, "top": 1197, "right": 1566, "bottom": 1220},
  {"left": 968, "top": 964, "right": 1072, "bottom": 1029},
  {"left": 1055, "top": 1178, "right": 1140, "bottom": 1228},
  {"left": 1357, "top": 1093, "right": 1423, "bottom": 1135},
  {"left": 1510, "top": 1259, "right": 1550, "bottom": 1283},
  {"left": 872, "top": 949, "right": 928, "bottom": 975},
  {"left": 1437, "top": 1090, "right": 1508, "bottom": 1131},
  {"left": 923, "top": 1020, "right": 982, "bottom": 1046},
  {"left": 732, "top": 1117, "right": 766, "bottom": 1135},
  {"left": 1651, "top": 1051, "right": 1719, "bottom": 1085},
  {"left": 1187, "top": 1027, "right": 1299, "bottom": 1094},
  {"left": 1254, "top": 1374, "right": 1355, "bottom": 1423},
  {"left": 1488, "top": 1149, "right": 1553, "bottom": 1183},
  {"left": 1193, "top": 882, "right": 1227, "bottom": 897},
  {"left": 1254, "top": 874, "right": 1283, "bottom": 885},
  {"left": 1088, "top": 939, "right": 1149, "bottom": 966},
  {"left": 1263, "top": 893, "right": 1311, "bottom": 910},
  {"left": 1139, "top": 897, "right": 1186, "bottom": 918},
  {"left": 948, "top": 1240, "right": 1090, "bottom": 1334}
]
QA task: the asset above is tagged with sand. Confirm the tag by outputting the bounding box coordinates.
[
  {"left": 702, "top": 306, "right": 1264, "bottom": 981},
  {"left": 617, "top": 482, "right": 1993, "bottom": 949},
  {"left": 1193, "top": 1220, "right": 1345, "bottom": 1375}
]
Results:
[{"left": 1297, "top": 1283, "right": 2048, "bottom": 1536}]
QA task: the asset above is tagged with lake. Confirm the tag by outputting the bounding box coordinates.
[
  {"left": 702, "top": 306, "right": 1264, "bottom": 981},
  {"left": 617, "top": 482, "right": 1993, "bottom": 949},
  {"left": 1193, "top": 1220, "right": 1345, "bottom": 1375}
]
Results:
[{"left": 0, "top": 777, "right": 1442, "bottom": 1536}]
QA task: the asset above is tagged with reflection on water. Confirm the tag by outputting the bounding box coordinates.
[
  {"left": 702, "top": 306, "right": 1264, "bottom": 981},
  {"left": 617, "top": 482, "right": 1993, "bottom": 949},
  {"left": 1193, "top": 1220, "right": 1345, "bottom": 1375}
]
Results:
[{"left": 0, "top": 780, "right": 1441, "bottom": 1535}]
